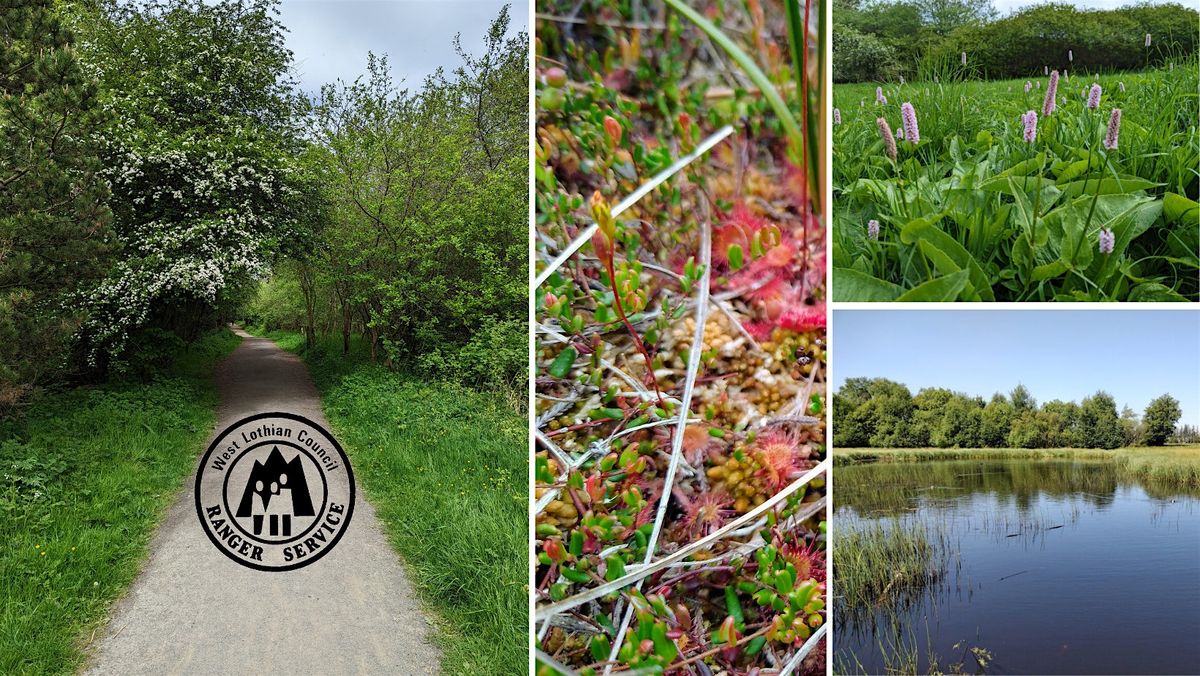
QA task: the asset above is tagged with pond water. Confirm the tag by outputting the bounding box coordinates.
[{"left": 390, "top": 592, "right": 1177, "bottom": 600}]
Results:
[{"left": 833, "top": 459, "right": 1200, "bottom": 675}]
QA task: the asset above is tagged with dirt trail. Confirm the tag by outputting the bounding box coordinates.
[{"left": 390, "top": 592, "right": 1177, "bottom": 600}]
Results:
[{"left": 85, "top": 327, "right": 440, "bottom": 675}]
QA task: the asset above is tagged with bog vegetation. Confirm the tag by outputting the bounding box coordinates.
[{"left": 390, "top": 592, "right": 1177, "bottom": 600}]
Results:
[
  {"left": 833, "top": 379, "right": 1185, "bottom": 450},
  {"left": 533, "top": 1, "right": 828, "bottom": 674}
]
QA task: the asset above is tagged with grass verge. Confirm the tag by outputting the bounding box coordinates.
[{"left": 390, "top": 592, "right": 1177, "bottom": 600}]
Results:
[
  {"left": 835, "top": 445, "right": 1200, "bottom": 488},
  {"left": 247, "top": 328, "right": 527, "bottom": 675},
  {"left": 0, "top": 329, "right": 240, "bottom": 673}
]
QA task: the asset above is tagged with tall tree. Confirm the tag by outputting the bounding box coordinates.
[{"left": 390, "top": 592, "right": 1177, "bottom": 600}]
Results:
[
  {"left": 1143, "top": 394, "right": 1182, "bottom": 446},
  {"left": 1079, "top": 391, "right": 1124, "bottom": 449},
  {"left": 0, "top": 0, "right": 111, "bottom": 403},
  {"left": 73, "top": 0, "right": 311, "bottom": 366}
]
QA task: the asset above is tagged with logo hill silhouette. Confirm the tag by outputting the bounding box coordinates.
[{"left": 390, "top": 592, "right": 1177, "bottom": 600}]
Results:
[{"left": 235, "top": 446, "right": 316, "bottom": 518}]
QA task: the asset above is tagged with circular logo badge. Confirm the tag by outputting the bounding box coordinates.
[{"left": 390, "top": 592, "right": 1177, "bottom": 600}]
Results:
[{"left": 195, "top": 412, "right": 354, "bottom": 571}]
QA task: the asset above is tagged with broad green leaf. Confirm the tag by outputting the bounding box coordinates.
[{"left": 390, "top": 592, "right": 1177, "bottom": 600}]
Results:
[
  {"left": 833, "top": 268, "right": 903, "bottom": 301},
  {"left": 894, "top": 270, "right": 970, "bottom": 301},
  {"left": 903, "top": 218, "right": 995, "bottom": 301},
  {"left": 1163, "top": 192, "right": 1199, "bottom": 227},
  {"left": 1085, "top": 195, "right": 1164, "bottom": 284},
  {"left": 1128, "top": 283, "right": 1189, "bottom": 302},
  {"left": 980, "top": 174, "right": 1055, "bottom": 194},
  {"left": 1058, "top": 177, "right": 1158, "bottom": 198},
  {"left": 1032, "top": 260, "right": 1069, "bottom": 281}
]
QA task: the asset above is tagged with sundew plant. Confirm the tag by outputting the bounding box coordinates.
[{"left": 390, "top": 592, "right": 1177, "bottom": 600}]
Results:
[
  {"left": 534, "top": 1, "right": 828, "bottom": 674},
  {"left": 832, "top": 54, "right": 1199, "bottom": 302}
]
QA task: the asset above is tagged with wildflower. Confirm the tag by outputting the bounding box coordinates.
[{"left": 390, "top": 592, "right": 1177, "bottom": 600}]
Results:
[
  {"left": 876, "top": 117, "right": 897, "bottom": 160},
  {"left": 900, "top": 102, "right": 920, "bottom": 144},
  {"left": 1036, "top": 81, "right": 1040, "bottom": 89},
  {"left": 1103, "top": 108, "right": 1122, "bottom": 150},
  {"left": 1024, "top": 81, "right": 1032, "bottom": 93},
  {"left": 1064, "top": 69, "right": 1069, "bottom": 81},
  {"left": 868, "top": 219, "right": 880, "bottom": 240},
  {"left": 1119, "top": 81, "right": 1125, "bottom": 93},
  {"left": 899, "top": 75, "right": 905, "bottom": 85},
  {"left": 1098, "top": 228, "right": 1115, "bottom": 254},
  {"left": 1042, "top": 70, "right": 1059, "bottom": 116},
  {"left": 1022, "top": 110, "right": 1038, "bottom": 143},
  {"left": 1086, "top": 83, "right": 1101, "bottom": 109},
  {"left": 1044, "top": 65, "right": 1048, "bottom": 75},
  {"left": 961, "top": 51, "right": 967, "bottom": 66},
  {"left": 860, "top": 99, "right": 864, "bottom": 107},
  {"left": 1145, "top": 33, "right": 1151, "bottom": 48},
  {"left": 1069, "top": 49, "right": 1073, "bottom": 62},
  {"left": 876, "top": 86, "right": 887, "bottom": 105},
  {"left": 833, "top": 108, "right": 841, "bottom": 125}
]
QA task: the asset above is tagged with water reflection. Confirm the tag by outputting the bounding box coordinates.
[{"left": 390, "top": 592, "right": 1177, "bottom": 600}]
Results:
[{"left": 834, "top": 460, "right": 1200, "bottom": 675}]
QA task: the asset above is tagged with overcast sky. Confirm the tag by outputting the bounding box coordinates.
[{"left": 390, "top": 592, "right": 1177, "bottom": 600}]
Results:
[
  {"left": 993, "top": 0, "right": 1178, "bottom": 15},
  {"left": 276, "top": 0, "right": 528, "bottom": 95}
]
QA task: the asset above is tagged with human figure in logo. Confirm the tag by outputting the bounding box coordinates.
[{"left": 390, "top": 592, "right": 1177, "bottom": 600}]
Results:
[
  {"left": 251, "top": 479, "right": 267, "bottom": 535},
  {"left": 235, "top": 446, "right": 316, "bottom": 537},
  {"left": 271, "top": 473, "right": 295, "bottom": 536}
]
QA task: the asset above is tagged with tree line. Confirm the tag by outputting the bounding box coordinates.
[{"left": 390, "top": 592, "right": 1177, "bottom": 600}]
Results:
[
  {"left": 834, "top": 0, "right": 1199, "bottom": 82},
  {"left": 833, "top": 378, "right": 1186, "bottom": 449},
  {"left": 1, "top": 0, "right": 526, "bottom": 406}
]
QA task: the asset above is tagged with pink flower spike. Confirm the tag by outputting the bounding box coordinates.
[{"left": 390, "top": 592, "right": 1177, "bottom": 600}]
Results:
[
  {"left": 876, "top": 86, "right": 887, "bottom": 105},
  {"left": 1022, "top": 110, "right": 1038, "bottom": 144},
  {"left": 833, "top": 108, "right": 841, "bottom": 125},
  {"left": 1086, "top": 83, "right": 1101, "bottom": 110},
  {"left": 1103, "top": 108, "right": 1122, "bottom": 150},
  {"left": 867, "top": 219, "right": 880, "bottom": 240},
  {"left": 961, "top": 52, "right": 967, "bottom": 66},
  {"left": 1042, "top": 70, "right": 1059, "bottom": 116},
  {"left": 877, "top": 117, "right": 897, "bottom": 160},
  {"left": 1069, "top": 49, "right": 1074, "bottom": 62},
  {"left": 1024, "top": 81, "right": 1032, "bottom": 93},
  {"left": 1098, "top": 228, "right": 1115, "bottom": 254},
  {"left": 1145, "top": 33, "right": 1151, "bottom": 48},
  {"left": 900, "top": 102, "right": 920, "bottom": 145},
  {"left": 1119, "top": 81, "right": 1125, "bottom": 93}
]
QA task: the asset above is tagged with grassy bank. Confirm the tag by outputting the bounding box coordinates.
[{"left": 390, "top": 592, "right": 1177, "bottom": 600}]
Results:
[
  {"left": 0, "top": 329, "right": 240, "bottom": 673},
  {"left": 246, "top": 328, "right": 527, "bottom": 675}
]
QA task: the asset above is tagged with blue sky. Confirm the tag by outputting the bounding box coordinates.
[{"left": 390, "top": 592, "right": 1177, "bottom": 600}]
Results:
[
  {"left": 276, "top": 0, "right": 528, "bottom": 95},
  {"left": 833, "top": 310, "right": 1200, "bottom": 426}
]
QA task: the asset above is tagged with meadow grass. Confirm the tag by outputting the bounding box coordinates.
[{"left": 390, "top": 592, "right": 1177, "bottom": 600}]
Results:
[
  {"left": 249, "top": 329, "right": 527, "bottom": 676},
  {"left": 0, "top": 329, "right": 240, "bottom": 674}
]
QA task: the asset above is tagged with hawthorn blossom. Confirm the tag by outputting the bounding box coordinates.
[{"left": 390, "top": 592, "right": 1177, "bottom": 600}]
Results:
[
  {"left": 876, "top": 86, "right": 887, "bottom": 105},
  {"left": 1022, "top": 110, "right": 1038, "bottom": 143},
  {"left": 1103, "top": 108, "right": 1122, "bottom": 150},
  {"left": 877, "top": 117, "right": 897, "bottom": 160},
  {"left": 900, "top": 102, "right": 920, "bottom": 144},
  {"left": 1098, "top": 228, "right": 1115, "bottom": 254},
  {"left": 868, "top": 219, "right": 880, "bottom": 240},
  {"left": 1043, "top": 70, "right": 1060, "bottom": 116},
  {"left": 1087, "top": 83, "right": 1102, "bottom": 109}
]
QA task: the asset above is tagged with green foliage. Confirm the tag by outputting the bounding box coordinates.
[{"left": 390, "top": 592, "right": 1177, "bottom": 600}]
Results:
[
  {"left": 0, "top": 1, "right": 112, "bottom": 405},
  {"left": 71, "top": 0, "right": 314, "bottom": 365},
  {"left": 0, "top": 329, "right": 237, "bottom": 672},
  {"left": 264, "top": 331, "right": 527, "bottom": 675},
  {"left": 287, "top": 8, "right": 527, "bottom": 389},
  {"left": 835, "top": 1, "right": 1198, "bottom": 81},
  {"left": 834, "top": 379, "right": 1156, "bottom": 450},
  {"left": 833, "top": 23, "right": 901, "bottom": 83},
  {"left": 1143, "top": 393, "right": 1182, "bottom": 446}
]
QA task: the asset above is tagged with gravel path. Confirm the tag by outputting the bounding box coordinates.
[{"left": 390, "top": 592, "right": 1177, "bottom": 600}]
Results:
[{"left": 85, "top": 327, "right": 441, "bottom": 675}]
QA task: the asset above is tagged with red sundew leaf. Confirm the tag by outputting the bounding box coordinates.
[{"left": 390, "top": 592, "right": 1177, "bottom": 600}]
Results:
[{"left": 778, "top": 302, "right": 826, "bottom": 332}]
